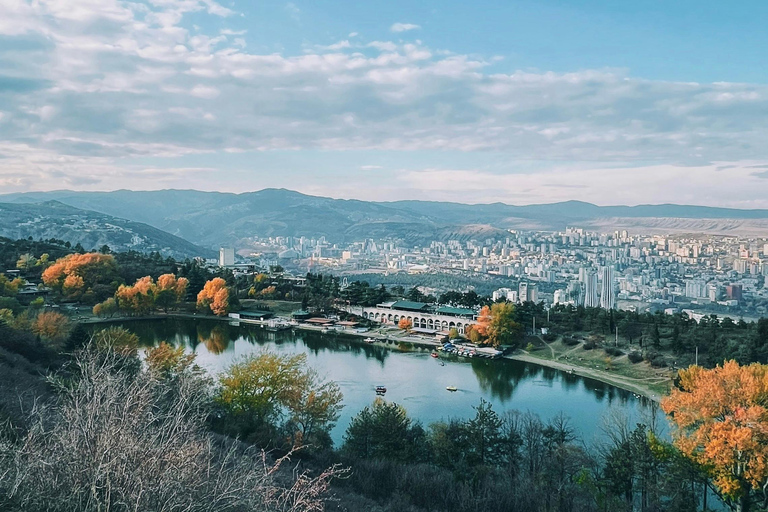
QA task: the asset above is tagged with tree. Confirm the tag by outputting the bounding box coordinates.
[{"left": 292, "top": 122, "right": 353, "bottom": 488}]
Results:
[
  {"left": 115, "top": 276, "right": 157, "bottom": 316},
  {"left": 41, "top": 252, "right": 120, "bottom": 302},
  {"left": 197, "top": 277, "right": 230, "bottom": 316},
  {"left": 93, "top": 297, "right": 118, "bottom": 318},
  {"left": 145, "top": 341, "right": 199, "bottom": 379},
  {"left": 216, "top": 352, "right": 342, "bottom": 447},
  {"left": 33, "top": 311, "right": 71, "bottom": 346},
  {"left": 344, "top": 398, "right": 423, "bottom": 462},
  {"left": 465, "top": 399, "right": 505, "bottom": 466},
  {"left": 662, "top": 361, "right": 768, "bottom": 512},
  {"left": 474, "top": 302, "right": 522, "bottom": 348},
  {"left": 155, "top": 274, "right": 189, "bottom": 312},
  {"left": 398, "top": 317, "right": 412, "bottom": 330}
]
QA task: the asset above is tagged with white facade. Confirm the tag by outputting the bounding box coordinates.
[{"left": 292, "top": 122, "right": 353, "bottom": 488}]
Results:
[{"left": 219, "top": 247, "right": 235, "bottom": 266}]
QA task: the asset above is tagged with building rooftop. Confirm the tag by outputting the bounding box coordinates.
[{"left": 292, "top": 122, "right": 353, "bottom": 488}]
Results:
[
  {"left": 435, "top": 306, "right": 477, "bottom": 317},
  {"left": 390, "top": 300, "right": 431, "bottom": 311}
]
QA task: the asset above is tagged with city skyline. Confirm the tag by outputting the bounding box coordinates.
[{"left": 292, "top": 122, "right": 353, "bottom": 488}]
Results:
[{"left": 2, "top": 1, "right": 768, "bottom": 206}]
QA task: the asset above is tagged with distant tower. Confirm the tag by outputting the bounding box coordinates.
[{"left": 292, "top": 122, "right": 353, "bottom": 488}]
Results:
[
  {"left": 583, "top": 271, "right": 599, "bottom": 308},
  {"left": 599, "top": 266, "right": 616, "bottom": 310},
  {"left": 219, "top": 247, "right": 235, "bottom": 267}
]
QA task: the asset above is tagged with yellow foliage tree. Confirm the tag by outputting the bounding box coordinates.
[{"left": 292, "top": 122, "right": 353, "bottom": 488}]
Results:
[
  {"left": 470, "top": 303, "right": 520, "bottom": 347},
  {"left": 398, "top": 318, "right": 412, "bottom": 330},
  {"left": 197, "top": 278, "right": 230, "bottom": 316},
  {"left": 0, "top": 274, "right": 24, "bottom": 296},
  {"left": 145, "top": 341, "right": 198, "bottom": 378},
  {"left": 662, "top": 361, "right": 768, "bottom": 512}
]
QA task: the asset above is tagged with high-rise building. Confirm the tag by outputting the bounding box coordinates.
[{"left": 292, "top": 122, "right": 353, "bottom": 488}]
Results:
[
  {"left": 583, "top": 271, "right": 599, "bottom": 308},
  {"left": 518, "top": 282, "right": 529, "bottom": 303},
  {"left": 219, "top": 247, "right": 235, "bottom": 267},
  {"left": 599, "top": 266, "right": 616, "bottom": 310}
]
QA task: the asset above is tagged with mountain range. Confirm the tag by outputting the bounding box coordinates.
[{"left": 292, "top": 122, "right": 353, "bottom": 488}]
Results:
[
  {"left": 3, "top": 189, "right": 768, "bottom": 253},
  {"left": 0, "top": 200, "right": 215, "bottom": 259}
]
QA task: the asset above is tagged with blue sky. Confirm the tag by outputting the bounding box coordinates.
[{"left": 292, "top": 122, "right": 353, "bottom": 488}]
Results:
[{"left": 1, "top": 0, "right": 768, "bottom": 206}]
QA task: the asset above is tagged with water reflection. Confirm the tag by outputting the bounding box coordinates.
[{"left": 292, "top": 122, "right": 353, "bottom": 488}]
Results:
[{"left": 89, "top": 318, "right": 661, "bottom": 442}]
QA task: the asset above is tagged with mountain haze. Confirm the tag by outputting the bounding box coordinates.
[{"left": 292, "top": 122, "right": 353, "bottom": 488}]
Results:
[
  {"left": 4, "top": 189, "right": 768, "bottom": 250},
  {"left": 0, "top": 200, "right": 215, "bottom": 259}
]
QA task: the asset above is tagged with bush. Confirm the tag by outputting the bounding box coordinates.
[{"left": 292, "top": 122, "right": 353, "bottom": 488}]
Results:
[
  {"left": 562, "top": 337, "right": 579, "bottom": 346},
  {"left": 604, "top": 347, "right": 623, "bottom": 357},
  {"left": 582, "top": 341, "right": 596, "bottom": 350},
  {"left": 542, "top": 333, "right": 557, "bottom": 342},
  {"left": 645, "top": 351, "right": 667, "bottom": 368},
  {"left": 627, "top": 351, "right": 644, "bottom": 363}
]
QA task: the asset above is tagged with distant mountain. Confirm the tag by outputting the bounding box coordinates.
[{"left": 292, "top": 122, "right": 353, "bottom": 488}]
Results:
[
  {"left": 3, "top": 189, "right": 768, "bottom": 249},
  {"left": 0, "top": 201, "right": 215, "bottom": 259}
]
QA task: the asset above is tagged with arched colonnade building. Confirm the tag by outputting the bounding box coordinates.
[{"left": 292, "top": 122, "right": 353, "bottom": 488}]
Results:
[{"left": 357, "top": 300, "right": 478, "bottom": 334}]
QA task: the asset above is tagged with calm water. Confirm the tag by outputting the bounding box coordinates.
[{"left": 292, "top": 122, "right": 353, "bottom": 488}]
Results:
[{"left": 95, "top": 318, "right": 666, "bottom": 445}]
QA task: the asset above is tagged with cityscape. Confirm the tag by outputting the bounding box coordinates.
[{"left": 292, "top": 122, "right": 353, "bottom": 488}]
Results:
[
  {"left": 2, "top": 1, "right": 768, "bottom": 511},
  {"left": 224, "top": 227, "right": 768, "bottom": 321}
]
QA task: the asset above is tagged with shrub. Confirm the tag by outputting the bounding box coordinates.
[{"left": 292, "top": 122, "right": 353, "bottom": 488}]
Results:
[
  {"left": 628, "top": 351, "right": 644, "bottom": 363},
  {"left": 562, "top": 337, "right": 579, "bottom": 346},
  {"left": 542, "top": 333, "right": 557, "bottom": 342},
  {"left": 604, "top": 347, "right": 623, "bottom": 357},
  {"left": 582, "top": 341, "right": 596, "bottom": 350}
]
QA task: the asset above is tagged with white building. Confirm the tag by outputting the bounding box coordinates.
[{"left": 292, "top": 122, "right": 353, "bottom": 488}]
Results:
[
  {"left": 599, "top": 266, "right": 616, "bottom": 310},
  {"left": 219, "top": 247, "right": 235, "bottom": 267}
]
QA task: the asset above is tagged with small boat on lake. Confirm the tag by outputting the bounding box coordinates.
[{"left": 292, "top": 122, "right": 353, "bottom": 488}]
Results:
[
  {"left": 364, "top": 337, "right": 375, "bottom": 344},
  {"left": 431, "top": 352, "right": 439, "bottom": 358},
  {"left": 375, "top": 385, "right": 387, "bottom": 394},
  {"left": 446, "top": 386, "right": 457, "bottom": 392}
]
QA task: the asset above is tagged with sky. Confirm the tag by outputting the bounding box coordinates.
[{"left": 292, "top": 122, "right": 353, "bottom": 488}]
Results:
[{"left": 1, "top": 0, "right": 768, "bottom": 206}]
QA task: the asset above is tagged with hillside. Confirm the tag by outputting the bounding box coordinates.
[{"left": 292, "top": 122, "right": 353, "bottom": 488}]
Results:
[
  {"left": 0, "top": 201, "right": 214, "bottom": 259},
  {"left": 4, "top": 189, "right": 768, "bottom": 248}
]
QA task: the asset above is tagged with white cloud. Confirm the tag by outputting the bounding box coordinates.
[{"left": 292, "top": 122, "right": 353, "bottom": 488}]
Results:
[
  {"left": 2, "top": 0, "right": 768, "bottom": 205},
  {"left": 390, "top": 22, "right": 420, "bottom": 32}
]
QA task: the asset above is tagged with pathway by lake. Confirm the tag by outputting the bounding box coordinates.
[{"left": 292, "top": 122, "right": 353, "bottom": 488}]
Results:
[{"left": 97, "top": 318, "right": 667, "bottom": 445}]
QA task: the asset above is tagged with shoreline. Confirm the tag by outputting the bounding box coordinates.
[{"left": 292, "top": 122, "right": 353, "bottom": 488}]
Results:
[
  {"left": 505, "top": 353, "right": 667, "bottom": 403},
  {"left": 83, "top": 312, "right": 668, "bottom": 402}
]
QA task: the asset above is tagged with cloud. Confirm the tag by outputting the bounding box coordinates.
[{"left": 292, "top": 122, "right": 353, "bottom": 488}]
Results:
[
  {"left": 1, "top": 0, "right": 768, "bottom": 205},
  {"left": 390, "top": 23, "right": 420, "bottom": 32}
]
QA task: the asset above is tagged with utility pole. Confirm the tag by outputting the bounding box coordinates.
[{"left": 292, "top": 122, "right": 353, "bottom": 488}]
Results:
[
  {"left": 615, "top": 324, "right": 618, "bottom": 346},
  {"left": 695, "top": 346, "right": 698, "bottom": 366},
  {"left": 532, "top": 316, "right": 536, "bottom": 335}
]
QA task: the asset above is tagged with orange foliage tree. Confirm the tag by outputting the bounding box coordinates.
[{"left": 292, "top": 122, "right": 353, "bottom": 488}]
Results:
[
  {"left": 470, "top": 303, "right": 520, "bottom": 347},
  {"left": 115, "top": 276, "right": 157, "bottom": 316},
  {"left": 155, "top": 274, "right": 189, "bottom": 312},
  {"left": 33, "top": 311, "right": 71, "bottom": 345},
  {"left": 474, "top": 305, "right": 492, "bottom": 337},
  {"left": 197, "top": 278, "right": 230, "bottom": 316},
  {"left": 41, "top": 253, "right": 119, "bottom": 302},
  {"left": 662, "top": 361, "right": 768, "bottom": 512},
  {"left": 398, "top": 318, "right": 412, "bottom": 330}
]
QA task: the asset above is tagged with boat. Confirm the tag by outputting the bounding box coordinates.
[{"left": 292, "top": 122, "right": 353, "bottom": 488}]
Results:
[
  {"left": 446, "top": 386, "right": 457, "bottom": 392},
  {"left": 430, "top": 352, "right": 439, "bottom": 358},
  {"left": 375, "top": 385, "right": 387, "bottom": 394},
  {"left": 364, "top": 337, "right": 375, "bottom": 344}
]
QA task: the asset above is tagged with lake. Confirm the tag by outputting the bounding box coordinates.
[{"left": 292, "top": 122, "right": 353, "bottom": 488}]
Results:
[{"left": 95, "top": 317, "right": 667, "bottom": 445}]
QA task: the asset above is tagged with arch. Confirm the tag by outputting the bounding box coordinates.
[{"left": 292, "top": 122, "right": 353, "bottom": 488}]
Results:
[{"left": 420, "top": 319, "right": 427, "bottom": 328}]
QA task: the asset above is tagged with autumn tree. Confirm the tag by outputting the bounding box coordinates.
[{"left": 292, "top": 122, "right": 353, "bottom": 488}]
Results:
[
  {"left": 115, "top": 276, "right": 157, "bottom": 316},
  {"left": 93, "top": 297, "right": 118, "bottom": 318},
  {"left": 473, "top": 302, "right": 522, "bottom": 348},
  {"left": 33, "top": 311, "right": 71, "bottom": 346},
  {"left": 0, "top": 274, "right": 24, "bottom": 297},
  {"left": 197, "top": 277, "right": 230, "bottom": 316},
  {"left": 41, "top": 252, "right": 119, "bottom": 302},
  {"left": 145, "top": 341, "right": 199, "bottom": 379},
  {"left": 398, "top": 317, "right": 412, "bottom": 330},
  {"left": 215, "top": 352, "right": 342, "bottom": 447},
  {"left": 155, "top": 274, "right": 189, "bottom": 312},
  {"left": 662, "top": 361, "right": 768, "bottom": 512}
]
